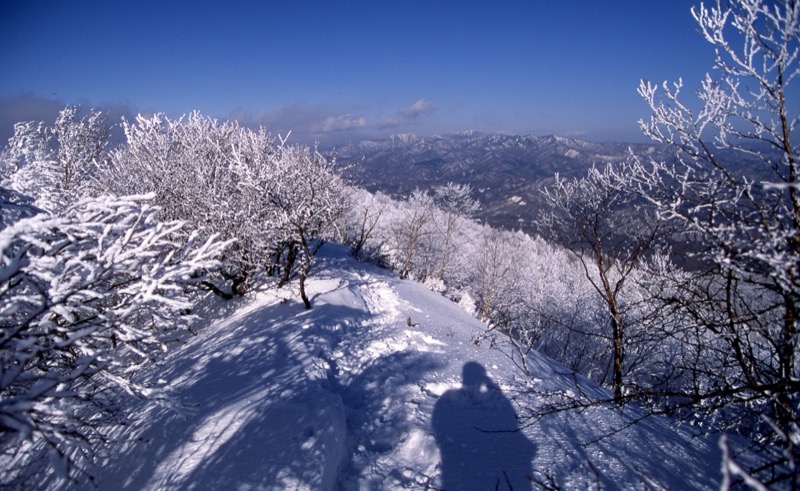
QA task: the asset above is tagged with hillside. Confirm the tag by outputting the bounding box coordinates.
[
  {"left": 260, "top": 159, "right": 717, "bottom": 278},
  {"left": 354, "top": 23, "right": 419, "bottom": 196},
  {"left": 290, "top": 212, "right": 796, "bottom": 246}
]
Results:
[
  {"left": 334, "top": 133, "right": 671, "bottom": 232},
  {"left": 72, "top": 244, "right": 722, "bottom": 490}
]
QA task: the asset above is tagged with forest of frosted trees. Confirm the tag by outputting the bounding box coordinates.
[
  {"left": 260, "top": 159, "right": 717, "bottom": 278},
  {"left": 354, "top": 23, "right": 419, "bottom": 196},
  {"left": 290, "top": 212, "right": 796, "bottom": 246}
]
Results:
[{"left": 0, "top": 0, "right": 798, "bottom": 488}]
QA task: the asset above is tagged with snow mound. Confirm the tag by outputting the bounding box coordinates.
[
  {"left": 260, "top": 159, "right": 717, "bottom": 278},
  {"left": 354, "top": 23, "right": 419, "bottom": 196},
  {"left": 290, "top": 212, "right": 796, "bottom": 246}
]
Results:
[{"left": 88, "top": 243, "right": 721, "bottom": 490}]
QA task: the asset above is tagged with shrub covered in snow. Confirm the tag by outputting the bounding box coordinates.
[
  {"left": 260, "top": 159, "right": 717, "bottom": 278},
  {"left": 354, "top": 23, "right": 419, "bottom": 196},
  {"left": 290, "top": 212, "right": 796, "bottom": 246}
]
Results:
[{"left": 0, "top": 192, "right": 226, "bottom": 486}]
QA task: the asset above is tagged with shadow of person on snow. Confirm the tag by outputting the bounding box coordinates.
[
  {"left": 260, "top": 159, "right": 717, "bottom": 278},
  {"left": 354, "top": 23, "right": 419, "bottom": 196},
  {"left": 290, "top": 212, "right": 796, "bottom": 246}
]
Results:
[{"left": 433, "top": 361, "right": 535, "bottom": 491}]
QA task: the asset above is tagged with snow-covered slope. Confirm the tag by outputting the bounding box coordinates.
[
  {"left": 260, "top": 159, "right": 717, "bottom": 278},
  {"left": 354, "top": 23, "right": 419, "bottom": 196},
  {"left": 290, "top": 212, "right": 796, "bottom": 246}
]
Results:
[{"left": 88, "top": 244, "right": 720, "bottom": 490}]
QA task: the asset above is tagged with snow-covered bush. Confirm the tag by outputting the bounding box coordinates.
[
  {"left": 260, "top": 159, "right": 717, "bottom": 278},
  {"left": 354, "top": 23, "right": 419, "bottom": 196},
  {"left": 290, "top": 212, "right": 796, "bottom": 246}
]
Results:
[
  {"left": 0, "top": 193, "right": 226, "bottom": 486},
  {"left": 431, "top": 182, "right": 480, "bottom": 282},
  {"left": 339, "top": 187, "right": 387, "bottom": 260},
  {"left": 0, "top": 186, "right": 40, "bottom": 230},
  {"left": 264, "top": 142, "right": 348, "bottom": 308},
  {"left": 98, "top": 113, "right": 347, "bottom": 301},
  {"left": 2, "top": 106, "right": 110, "bottom": 212},
  {"left": 390, "top": 188, "right": 438, "bottom": 280},
  {"left": 363, "top": 185, "right": 480, "bottom": 287},
  {"left": 100, "top": 112, "right": 267, "bottom": 292}
]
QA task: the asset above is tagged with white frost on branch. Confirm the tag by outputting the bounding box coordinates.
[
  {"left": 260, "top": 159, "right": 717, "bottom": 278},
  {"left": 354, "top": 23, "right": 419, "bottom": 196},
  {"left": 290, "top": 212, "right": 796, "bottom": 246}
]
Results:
[{"left": 0, "top": 192, "right": 227, "bottom": 484}]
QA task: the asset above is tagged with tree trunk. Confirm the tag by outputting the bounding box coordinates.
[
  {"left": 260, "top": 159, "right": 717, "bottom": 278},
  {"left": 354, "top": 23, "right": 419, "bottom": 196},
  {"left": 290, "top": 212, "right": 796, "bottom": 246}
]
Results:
[
  {"left": 438, "top": 215, "right": 454, "bottom": 281},
  {"left": 267, "top": 246, "right": 283, "bottom": 277},
  {"left": 610, "top": 312, "right": 624, "bottom": 402},
  {"left": 298, "top": 245, "right": 314, "bottom": 310},
  {"left": 595, "top": 252, "right": 625, "bottom": 402},
  {"left": 277, "top": 242, "right": 297, "bottom": 288},
  {"left": 401, "top": 235, "right": 417, "bottom": 279},
  {"left": 777, "top": 294, "right": 797, "bottom": 430},
  {"left": 299, "top": 268, "right": 311, "bottom": 309}
]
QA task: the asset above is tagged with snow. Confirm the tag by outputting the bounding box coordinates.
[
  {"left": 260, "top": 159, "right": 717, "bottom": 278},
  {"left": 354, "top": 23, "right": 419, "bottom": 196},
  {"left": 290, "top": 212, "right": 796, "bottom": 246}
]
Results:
[{"left": 87, "top": 243, "right": 721, "bottom": 490}]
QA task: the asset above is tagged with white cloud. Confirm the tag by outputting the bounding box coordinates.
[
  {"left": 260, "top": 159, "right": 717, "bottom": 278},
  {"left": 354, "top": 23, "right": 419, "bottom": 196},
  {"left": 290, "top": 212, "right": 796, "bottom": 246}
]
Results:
[
  {"left": 230, "top": 104, "right": 369, "bottom": 142},
  {"left": 311, "top": 113, "right": 366, "bottom": 133},
  {"left": 399, "top": 99, "right": 435, "bottom": 120}
]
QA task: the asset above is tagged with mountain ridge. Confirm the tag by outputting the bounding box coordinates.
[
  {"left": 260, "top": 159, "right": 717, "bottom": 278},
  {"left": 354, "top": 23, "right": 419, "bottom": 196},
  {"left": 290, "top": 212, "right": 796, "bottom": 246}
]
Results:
[{"left": 333, "top": 132, "right": 671, "bottom": 232}]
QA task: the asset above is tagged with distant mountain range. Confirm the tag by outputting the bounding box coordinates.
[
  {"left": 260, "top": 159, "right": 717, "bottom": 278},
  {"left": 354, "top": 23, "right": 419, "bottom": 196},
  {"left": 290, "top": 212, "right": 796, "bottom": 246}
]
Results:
[{"left": 332, "top": 132, "right": 674, "bottom": 232}]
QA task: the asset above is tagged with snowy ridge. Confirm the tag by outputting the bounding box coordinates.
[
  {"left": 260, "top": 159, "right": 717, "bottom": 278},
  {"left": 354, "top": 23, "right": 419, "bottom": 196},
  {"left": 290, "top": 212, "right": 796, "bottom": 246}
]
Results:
[{"left": 87, "top": 244, "right": 720, "bottom": 490}]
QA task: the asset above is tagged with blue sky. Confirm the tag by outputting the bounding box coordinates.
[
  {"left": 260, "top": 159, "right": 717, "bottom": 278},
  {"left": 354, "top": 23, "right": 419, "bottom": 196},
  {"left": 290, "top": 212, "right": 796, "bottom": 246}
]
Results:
[{"left": 0, "top": 0, "right": 715, "bottom": 144}]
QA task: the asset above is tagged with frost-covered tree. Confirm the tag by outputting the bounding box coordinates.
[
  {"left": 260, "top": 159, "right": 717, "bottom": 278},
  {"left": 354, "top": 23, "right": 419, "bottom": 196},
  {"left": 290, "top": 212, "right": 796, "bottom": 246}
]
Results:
[
  {"left": 340, "top": 188, "right": 386, "bottom": 260},
  {"left": 0, "top": 192, "right": 226, "bottom": 486},
  {"left": 471, "top": 227, "right": 524, "bottom": 324},
  {"left": 101, "top": 112, "right": 264, "bottom": 292},
  {"left": 265, "top": 142, "right": 348, "bottom": 309},
  {"left": 432, "top": 182, "right": 480, "bottom": 282},
  {"left": 538, "top": 164, "right": 665, "bottom": 401},
  {"left": 630, "top": 0, "right": 799, "bottom": 485},
  {"left": 2, "top": 106, "right": 110, "bottom": 212},
  {"left": 467, "top": 227, "right": 539, "bottom": 371},
  {"left": 392, "top": 189, "right": 436, "bottom": 280},
  {"left": 100, "top": 113, "right": 346, "bottom": 304}
]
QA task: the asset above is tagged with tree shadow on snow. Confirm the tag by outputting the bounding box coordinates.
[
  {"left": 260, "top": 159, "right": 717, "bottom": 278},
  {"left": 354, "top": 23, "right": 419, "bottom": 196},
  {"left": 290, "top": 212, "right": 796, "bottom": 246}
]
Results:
[
  {"left": 93, "top": 293, "right": 360, "bottom": 488},
  {"left": 93, "top": 271, "right": 442, "bottom": 490},
  {"left": 525, "top": 399, "right": 720, "bottom": 490}
]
